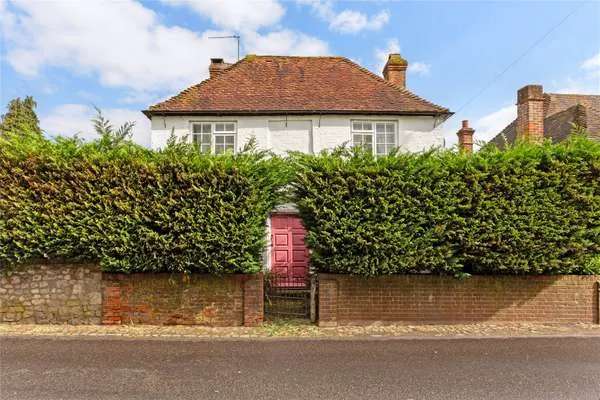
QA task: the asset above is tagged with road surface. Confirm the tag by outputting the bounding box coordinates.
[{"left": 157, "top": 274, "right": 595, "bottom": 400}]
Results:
[{"left": 1, "top": 336, "right": 599, "bottom": 399}]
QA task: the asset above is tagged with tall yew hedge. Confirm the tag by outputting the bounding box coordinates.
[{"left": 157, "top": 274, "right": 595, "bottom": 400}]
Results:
[
  {"left": 0, "top": 133, "right": 290, "bottom": 273},
  {"left": 2, "top": 130, "right": 599, "bottom": 276},
  {"left": 292, "top": 136, "right": 600, "bottom": 276}
]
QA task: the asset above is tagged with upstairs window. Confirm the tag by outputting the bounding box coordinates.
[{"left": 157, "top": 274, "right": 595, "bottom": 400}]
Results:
[
  {"left": 191, "top": 122, "right": 236, "bottom": 154},
  {"left": 352, "top": 121, "right": 397, "bottom": 156}
]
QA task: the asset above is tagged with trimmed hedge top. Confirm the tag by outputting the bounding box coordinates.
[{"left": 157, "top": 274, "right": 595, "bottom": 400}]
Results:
[
  {"left": 291, "top": 136, "right": 600, "bottom": 276},
  {"left": 0, "top": 134, "right": 290, "bottom": 274}
]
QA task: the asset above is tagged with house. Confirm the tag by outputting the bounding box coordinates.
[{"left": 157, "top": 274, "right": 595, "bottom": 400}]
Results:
[
  {"left": 143, "top": 53, "right": 451, "bottom": 284},
  {"left": 489, "top": 84, "right": 600, "bottom": 146},
  {"left": 143, "top": 54, "right": 451, "bottom": 155}
]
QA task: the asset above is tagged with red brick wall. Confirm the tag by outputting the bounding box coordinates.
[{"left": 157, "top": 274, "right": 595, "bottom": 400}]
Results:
[
  {"left": 318, "top": 274, "right": 600, "bottom": 326},
  {"left": 102, "top": 273, "right": 263, "bottom": 326}
]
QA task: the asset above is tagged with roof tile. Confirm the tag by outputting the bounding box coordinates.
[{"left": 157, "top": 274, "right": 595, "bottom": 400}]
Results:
[{"left": 146, "top": 56, "right": 450, "bottom": 116}]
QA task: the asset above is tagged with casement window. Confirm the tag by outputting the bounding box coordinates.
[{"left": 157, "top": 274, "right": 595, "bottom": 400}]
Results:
[
  {"left": 352, "top": 121, "right": 397, "bottom": 155},
  {"left": 191, "top": 122, "right": 236, "bottom": 154}
]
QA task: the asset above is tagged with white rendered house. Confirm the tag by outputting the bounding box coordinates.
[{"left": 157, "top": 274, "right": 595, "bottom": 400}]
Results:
[{"left": 143, "top": 54, "right": 452, "bottom": 282}]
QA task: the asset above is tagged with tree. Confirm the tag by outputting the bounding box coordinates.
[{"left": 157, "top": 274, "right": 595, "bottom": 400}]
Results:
[
  {"left": 0, "top": 96, "right": 43, "bottom": 137},
  {"left": 91, "top": 106, "right": 135, "bottom": 148}
]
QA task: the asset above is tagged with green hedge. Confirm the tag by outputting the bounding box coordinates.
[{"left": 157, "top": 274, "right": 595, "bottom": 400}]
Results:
[
  {"left": 291, "top": 136, "right": 600, "bottom": 276},
  {"left": 0, "top": 134, "right": 290, "bottom": 274}
]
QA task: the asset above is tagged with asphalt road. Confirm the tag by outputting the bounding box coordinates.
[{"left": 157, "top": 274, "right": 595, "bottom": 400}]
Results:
[{"left": 1, "top": 336, "right": 599, "bottom": 400}]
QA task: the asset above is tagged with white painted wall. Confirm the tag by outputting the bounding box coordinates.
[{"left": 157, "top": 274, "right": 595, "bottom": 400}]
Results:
[{"left": 150, "top": 114, "right": 444, "bottom": 153}]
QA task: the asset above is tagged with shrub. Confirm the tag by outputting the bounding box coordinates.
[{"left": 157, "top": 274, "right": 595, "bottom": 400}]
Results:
[
  {"left": 0, "top": 133, "right": 290, "bottom": 274},
  {"left": 291, "top": 136, "right": 600, "bottom": 276}
]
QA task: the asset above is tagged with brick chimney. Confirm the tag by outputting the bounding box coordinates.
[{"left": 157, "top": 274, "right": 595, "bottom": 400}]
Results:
[
  {"left": 209, "top": 58, "right": 231, "bottom": 78},
  {"left": 383, "top": 54, "right": 408, "bottom": 88},
  {"left": 456, "top": 120, "right": 475, "bottom": 153},
  {"left": 516, "top": 84, "right": 545, "bottom": 143}
]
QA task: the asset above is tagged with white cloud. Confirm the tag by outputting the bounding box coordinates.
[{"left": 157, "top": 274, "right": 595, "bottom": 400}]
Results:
[
  {"left": 441, "top": 104, "right": 517, "bottom": 148},
  {"left": 408, "top": 62, "right": 431, "bottom": 76},
  {"left": 474, "top": 104, "right": 517, "bottom": 142},
  {"left": 554, "top": 52, "right": 600, "bottom": 94},
  {"left": 582, "top": 52, "right": 600, "bottom": 73},
  {"left": 375, "top": 38, "right": 400, "bottom": 73},
  {"left": 245, "top": 30, "right": 329, "bottom": 56},
  {"left": 373, "top": 39, "right": 431, "bottom": 78},
  {"left": 299, "top": 0, "right": 389, "bottom": 34},
  {"left": 41, "top": 104, "right": 151, "bottom": 147},
  {"left": 161, "top": 0, "right": 285, "bottom": 31},
  {"left": 2, "top": 0, "right": 238, "bottom": 94},
  {"left": 3, "top": 0, "right": 330, "bottom": 98}
]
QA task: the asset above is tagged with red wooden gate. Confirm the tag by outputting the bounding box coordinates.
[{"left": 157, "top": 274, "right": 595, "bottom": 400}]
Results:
[{"left": 270, "top": 214, "right": 309, "bottom": 288}]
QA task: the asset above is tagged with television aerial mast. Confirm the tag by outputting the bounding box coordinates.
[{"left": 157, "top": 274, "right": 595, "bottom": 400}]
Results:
[{"left": 208, "top": 34, "right": 241, "bottom": 61}]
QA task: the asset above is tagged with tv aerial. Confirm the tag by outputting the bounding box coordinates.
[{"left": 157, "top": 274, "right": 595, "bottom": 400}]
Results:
[{"left": 208, "top": 34, "right": 241, "bottom": 61}]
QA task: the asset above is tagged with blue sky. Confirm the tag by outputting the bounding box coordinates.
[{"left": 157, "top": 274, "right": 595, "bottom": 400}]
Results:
[{"left": 1, "top": 0, "right": 599, "bottom": 147}]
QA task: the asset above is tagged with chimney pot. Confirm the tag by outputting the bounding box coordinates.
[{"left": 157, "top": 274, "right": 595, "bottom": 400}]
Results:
[
  {"left": 516, "top": 84, "right": 545, "bottom": 143},
  {"left": 209, "top": 58, "right": 230, "bottom": 78},
  {"left": 383, "top": 53, "right": 408, "bottom": 88},
  {"left": 457, "top": 120, "right": 475, "bottom": 153}
]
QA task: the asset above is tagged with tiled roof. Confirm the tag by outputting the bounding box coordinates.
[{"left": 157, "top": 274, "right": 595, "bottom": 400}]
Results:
[
  {"left": 490, "top": 93, "right": 600, "bottom": 146},
  {"left": 145, "top": 55, "right": 450, "bottom": 117}
]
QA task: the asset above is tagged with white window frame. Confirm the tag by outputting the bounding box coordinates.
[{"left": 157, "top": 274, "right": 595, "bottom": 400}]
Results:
[
  {"left": 190, "top": 121, "right": 237, "bottom": 154},
  {"left": 351, "top": 120, "right": 397, "bottom": 156}
]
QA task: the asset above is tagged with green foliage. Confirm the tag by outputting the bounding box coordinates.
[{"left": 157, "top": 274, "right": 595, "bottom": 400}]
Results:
[
  {"left": 0, "top": 132, "right": 291, "bottom": 274},
  {"left": 291, "top": 136, "right": 600, "bottom": 276},
  {"left": 91, "top": 106, "right": 136, "bottom": 149},
  {"left": 0, "top": 96, "right": 43, "bottom": 137}
]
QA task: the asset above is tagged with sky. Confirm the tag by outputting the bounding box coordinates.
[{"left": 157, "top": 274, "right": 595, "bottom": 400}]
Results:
[{"left": 1, "top": 0, "right": 599, "bottom": 148}]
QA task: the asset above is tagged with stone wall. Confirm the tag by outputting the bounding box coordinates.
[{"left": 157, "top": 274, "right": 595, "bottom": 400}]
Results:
[
  {"left": 0, "top": 264, "right": 264, "bottom": 326},
  {"left": 0, "top": 264, "right": 102, "bottom": 324},
  {"left": 102, "top": 273, "right": 263, "bottom": 326},
  {"left": 318, "top": 274, "right": 600, "bottom": 326}
]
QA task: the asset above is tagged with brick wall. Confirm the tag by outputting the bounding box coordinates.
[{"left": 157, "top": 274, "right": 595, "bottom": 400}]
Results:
[
  {"left": 318, "top": 274, "right": 600, "bottom": 326},
  {"left": 0, "top": 264, "right": 102, "bottom": 324},
  {"left": 102, "top": 273, "right": 263, "bottom": 326}
]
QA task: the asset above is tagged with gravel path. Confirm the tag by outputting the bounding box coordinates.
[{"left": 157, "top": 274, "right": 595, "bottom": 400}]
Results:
[{"left": 1, "top": 321, "right": 599, "bottom": 339}]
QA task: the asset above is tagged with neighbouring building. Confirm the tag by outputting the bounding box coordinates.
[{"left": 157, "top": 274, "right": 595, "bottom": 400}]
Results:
[
  {"left": 143, "top": 53, "right": 451, "bottom": 284},
  {"left": 490, "top": 84, "right": 600, "bottom": 146}
]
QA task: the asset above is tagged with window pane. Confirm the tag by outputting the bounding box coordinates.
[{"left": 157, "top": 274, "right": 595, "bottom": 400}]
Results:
[
  {"left": 386, "top": 133, "right": 395, "bottom": 143},
  {"left": 225, "top": 143, "right": 235, "bottom": 151},
  {"left": 364, "top": 135, "right": 372, "bottom": 144},
  {"left": 202, "top": 124, "right": 211, "bottom": 133},
  {"left": 376, "top": 123, "right": 385, "bottom": 133},
  {"left": 225, "top": 135, "right": 234, "bottom": 144},
  {"left": 353, "top": 134, "right": 363, "bottom": 144},
  {"left": 376, "top": 144, "right": 386, "bottom": 155},
  {"left": 363, "top": 122, "right": 373, "bottom": 131},
  {"left": 376, "top": 134, "right": 384, "bottom": 144},
  {"left": 364, "top": 143, "right": 373, "bottom": 152},
  {"left": 202, "top": 133, "right": 211, "bottom": 144},
  {"left": 352, "top": 122, "right": 362, "bottom": 131},
  {"left": 215, "top": 136, "right": 224, "bottom": 144},
  {"left": 224, "top": 123, "right": 235, "bottom": 132},
  {"left": 192, "top": 124, "right": 202, "bottom": 133},
  {"left": 386, "top": 123, "right": 395, "bottom": 133},
  {"left": 192, "top": 134, "right": 201, "bottom": 145},
  {"left": 215, "top": 123, "right": 225, "bottom": 132}
]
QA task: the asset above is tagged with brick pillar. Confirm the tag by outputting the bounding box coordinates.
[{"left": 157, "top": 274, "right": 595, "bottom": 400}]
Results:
[
  {"left": 516, "top": 84, "right": 545, "bottom": 143},
  {"left": 102, "top": 276, "right": 123, "bottom": 325},
  {"left": 317, "top": 275, "right": 338, "bottom": 327},
  {"left": 243, "top": 273, "right": 264, "bottom": 326},
  {"left": 456, "top": 120, "right": 475, "bottom": 153}
]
